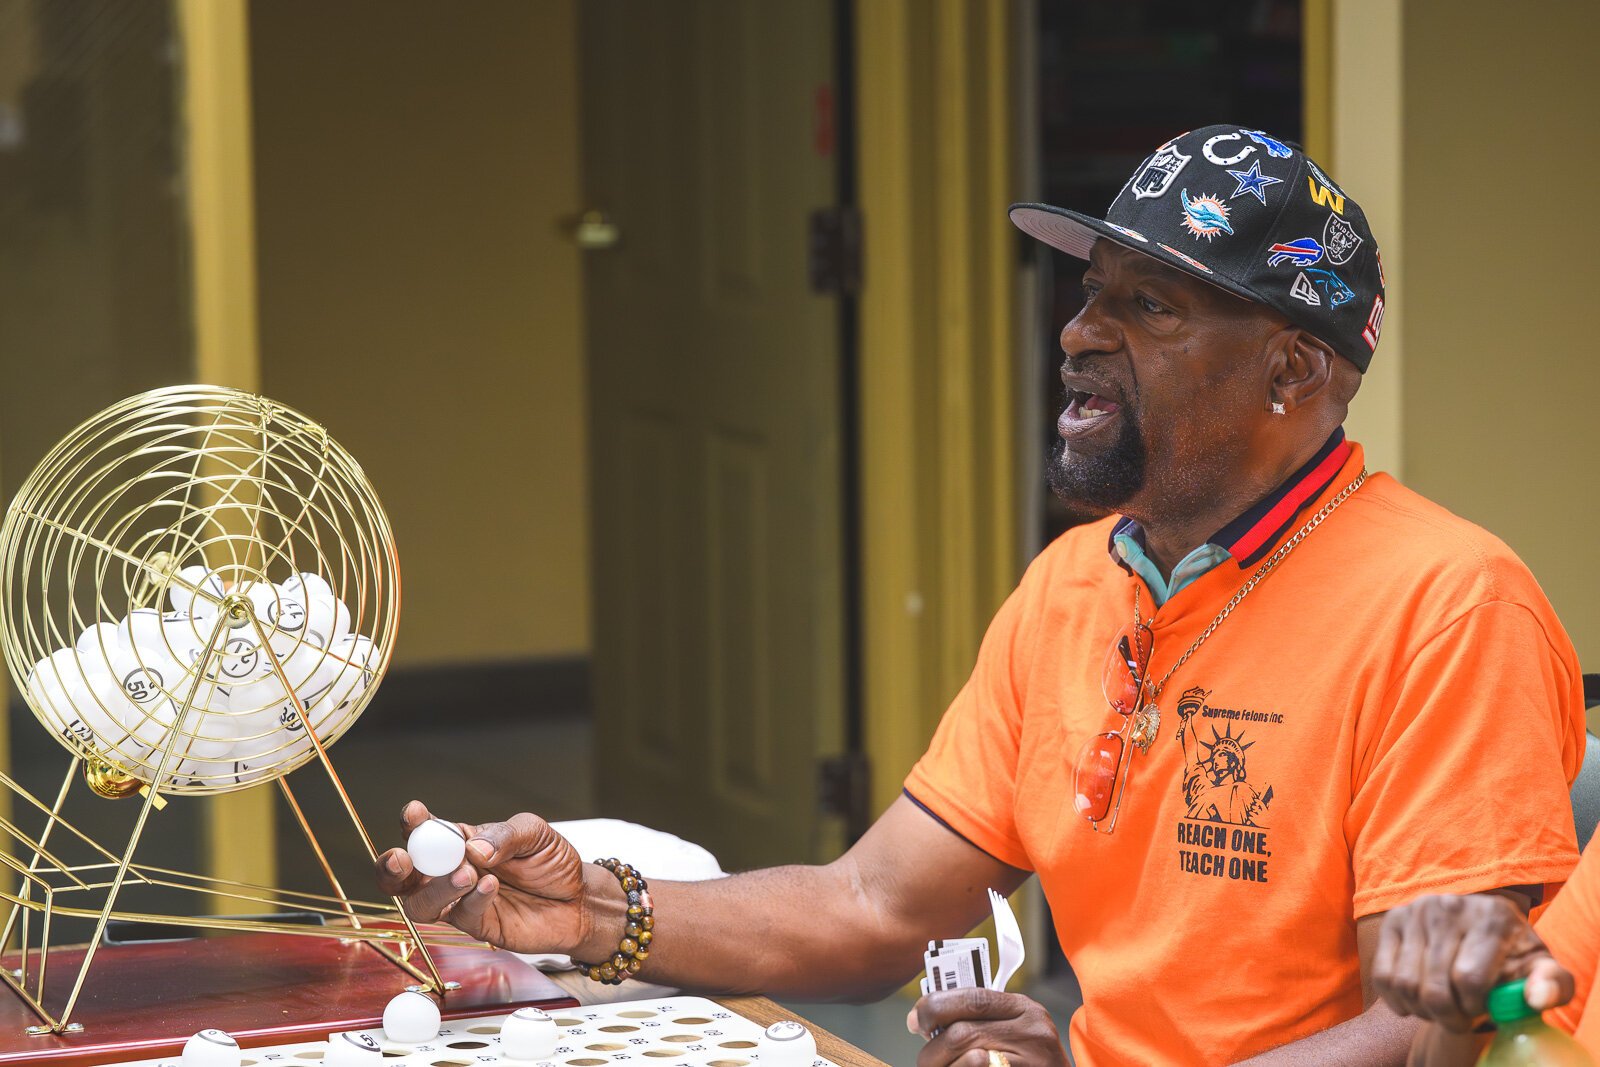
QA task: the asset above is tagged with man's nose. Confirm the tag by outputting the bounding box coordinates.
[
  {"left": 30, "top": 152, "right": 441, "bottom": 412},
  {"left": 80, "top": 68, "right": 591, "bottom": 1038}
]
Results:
[{"left": 1059, "top": 301, "right": 1119, "bottom": 358}]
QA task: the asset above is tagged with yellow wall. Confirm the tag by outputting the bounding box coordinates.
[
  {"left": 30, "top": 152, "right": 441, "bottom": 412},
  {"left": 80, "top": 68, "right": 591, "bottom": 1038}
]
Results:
[
  {"left": 1399, "top": 0, "right": 1600, "bottom": 667},
  {"left": 249, "top": 0, "right": 589, "bottom": 667},
  {"left": 1322, "top": 0, "right": 1600, "bottom": 670}
]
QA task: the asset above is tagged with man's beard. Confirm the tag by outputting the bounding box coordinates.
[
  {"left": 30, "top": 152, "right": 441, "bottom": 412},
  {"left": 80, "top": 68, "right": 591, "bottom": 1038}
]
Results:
[{"left": 1046, "top": 407, "right": 1147, "bottom": 511}]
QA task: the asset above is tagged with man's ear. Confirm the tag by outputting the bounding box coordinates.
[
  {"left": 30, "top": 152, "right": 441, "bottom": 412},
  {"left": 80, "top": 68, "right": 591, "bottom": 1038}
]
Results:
[{"left": 1265, "top": 328, "right": 1336, "bottom": 415}]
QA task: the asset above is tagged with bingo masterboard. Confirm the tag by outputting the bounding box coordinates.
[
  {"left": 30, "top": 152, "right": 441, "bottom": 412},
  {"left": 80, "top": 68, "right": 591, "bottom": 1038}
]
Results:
[{"left": 107, "top": 997, "right": 842, "bottom": 1067}]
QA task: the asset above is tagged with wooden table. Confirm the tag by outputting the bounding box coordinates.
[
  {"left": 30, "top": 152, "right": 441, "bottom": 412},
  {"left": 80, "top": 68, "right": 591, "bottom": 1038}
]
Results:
[{"left": 720, "top": 996, "right": 890, "bottom": 1067}]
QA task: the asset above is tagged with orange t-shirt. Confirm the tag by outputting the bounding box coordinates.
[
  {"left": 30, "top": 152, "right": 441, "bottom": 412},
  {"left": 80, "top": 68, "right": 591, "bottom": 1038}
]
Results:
[
  {"left": 905, "top": 441, "right": 1584, "bottom": 1066},
  {"left": 1537, "top": 823, "right": 1600, "bottom": 1051}
]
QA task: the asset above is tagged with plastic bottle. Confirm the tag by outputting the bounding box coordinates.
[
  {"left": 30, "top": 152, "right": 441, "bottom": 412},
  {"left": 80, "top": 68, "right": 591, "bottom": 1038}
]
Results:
[{"left": 1477, "top": 979, "right": 1596, "bottom": 1066}]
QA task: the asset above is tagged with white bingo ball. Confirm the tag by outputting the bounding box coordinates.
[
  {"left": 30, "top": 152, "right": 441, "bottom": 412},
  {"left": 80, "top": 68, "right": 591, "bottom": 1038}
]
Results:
[
  {"left": 382, "top": 989, "right": 441, "bottom": 1044},
  {"left": 324, "top": 1030, "right": 382, "bottom": 1067},
  {"left": 499, "top": 1006, "right": 558, "bottom": 1061},
  {"left": 170, "top": 565, "right": 226, "bottom": 616},
  {"left": 760, "top": 1020, "right": 817, "bottom": 1067},
  {"left": 407, "top": 818, "right": 468, "bottom": 878},
  {"left": 75, "top": 621, "right": 121, "bottom": 661},
  {"left": 181, "top": 1028, "right": 241, "bottom": 1067}
]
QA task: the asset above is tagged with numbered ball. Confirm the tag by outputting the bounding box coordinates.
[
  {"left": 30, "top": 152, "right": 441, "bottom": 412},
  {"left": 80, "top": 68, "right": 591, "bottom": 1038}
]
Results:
[
  {"left": 407, "top": 817, "right": 468, "bottom": 878},
  {"left": 181, "top": 1028, "right": 241, "bottom": 1067},
  {"left": 382, "top": 989, "right": 441, "bottom": 1044},
  {"left": 499, "top": 1007, "right": 557, "bottom": 1061},
  {"left": 324, "top": 1030, "right": 382, "bottom": 1067},
  {"left": 760, "top": 1020, "right": 817, "bottom": 1067}
]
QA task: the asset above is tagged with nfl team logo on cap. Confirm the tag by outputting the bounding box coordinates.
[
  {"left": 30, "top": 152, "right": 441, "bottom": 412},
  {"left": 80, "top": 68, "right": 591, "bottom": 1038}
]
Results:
[
  {"left": 1008, "top": 123, "right": 1387, "bottom": 370},
  {"left": 1132, "top": 141, "right": 1191, "bottom": 199}
]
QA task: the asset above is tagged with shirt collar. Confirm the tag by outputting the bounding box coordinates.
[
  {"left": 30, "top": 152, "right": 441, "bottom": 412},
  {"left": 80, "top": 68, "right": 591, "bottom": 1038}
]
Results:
[{"left": 1108, "top": 428, "right": 1352, "bottom": 573}]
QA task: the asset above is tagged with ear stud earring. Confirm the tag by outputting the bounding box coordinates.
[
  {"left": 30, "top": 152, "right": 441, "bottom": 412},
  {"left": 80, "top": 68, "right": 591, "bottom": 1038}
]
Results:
[{"left": 1270, "top": 401, "right": 1286, "bottom": 415}]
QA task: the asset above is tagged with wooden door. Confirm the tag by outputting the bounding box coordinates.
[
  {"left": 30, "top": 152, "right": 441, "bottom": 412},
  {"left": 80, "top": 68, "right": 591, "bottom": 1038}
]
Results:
[{"left": 581, "top": 1, "right": 845, "bottom": 868}]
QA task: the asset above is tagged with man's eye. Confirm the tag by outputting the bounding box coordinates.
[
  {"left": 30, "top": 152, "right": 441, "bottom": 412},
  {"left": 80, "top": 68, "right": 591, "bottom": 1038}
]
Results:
[
  {"left": 1082, "top": 283, "right": 1100, "bottom": 302},
  {"left": 1136, "top": 294, "right": 1168, "bottom": 314}
]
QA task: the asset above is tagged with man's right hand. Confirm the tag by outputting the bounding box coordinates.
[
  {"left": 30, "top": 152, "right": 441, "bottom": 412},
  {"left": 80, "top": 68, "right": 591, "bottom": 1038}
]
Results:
[
  {"left": 374, "top": 800, "right": 604, "bottom": 956},
  {"left": 1372, "top": 892, "right": 1575, "bottom": 1032}
]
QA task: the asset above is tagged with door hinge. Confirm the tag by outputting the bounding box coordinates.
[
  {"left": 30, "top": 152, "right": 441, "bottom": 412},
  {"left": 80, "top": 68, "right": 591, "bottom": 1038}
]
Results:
[
  {"left": 807, "top": 206, "right": 861, "bottom": 296},
  {"left": 817, "top": 752, "right": 871, "bottom": 834}
]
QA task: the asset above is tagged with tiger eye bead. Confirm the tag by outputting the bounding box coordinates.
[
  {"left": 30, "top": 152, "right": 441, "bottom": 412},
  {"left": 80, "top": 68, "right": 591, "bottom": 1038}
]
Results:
[
  {"left": 627, "top": 958, "right": 643, "bottom": 973},
  {"left": 627, "top": 904, "right": 643, "bottom": 919},
  {"left": 621, "top": 875, "right": 639, "bottom": 891},
  {"left": 638, "top": 930, "right": 653, "bottom": 947},
  {"left": 634, "top": 947, "right": 649, "bottom": 961},
  {"left": 641, "top": 915, "right": 655, "bottom": 930},
  {"left": 599, "top": 963, "right": 617, "bottom": 981},
  {"left": 620, "top": 937, "right": 639, "bottom": 955},
  {"left": 626, "top": 922, "right": 642, "bottom": 938}
]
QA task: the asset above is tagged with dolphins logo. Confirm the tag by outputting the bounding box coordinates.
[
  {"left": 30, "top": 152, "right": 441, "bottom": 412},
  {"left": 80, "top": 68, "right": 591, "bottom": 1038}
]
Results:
[{"left": 1179, "top": 190, "right": 1234, "bottom": 241}]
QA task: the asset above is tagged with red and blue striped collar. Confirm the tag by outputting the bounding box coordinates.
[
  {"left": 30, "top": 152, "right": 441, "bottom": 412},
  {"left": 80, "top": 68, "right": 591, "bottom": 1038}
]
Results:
[{"left": 1108, "top": 428, "right": 1352, "bottom": 571}]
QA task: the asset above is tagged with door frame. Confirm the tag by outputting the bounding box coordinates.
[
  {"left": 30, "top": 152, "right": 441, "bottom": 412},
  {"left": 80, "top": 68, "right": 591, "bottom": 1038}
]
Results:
[{"left": 854, "top": 0, "right": 1024, "bottom": 817}]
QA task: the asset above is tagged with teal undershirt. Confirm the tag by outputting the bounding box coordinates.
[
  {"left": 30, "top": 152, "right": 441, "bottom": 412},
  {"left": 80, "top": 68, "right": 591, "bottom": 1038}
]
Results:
[{"left": 1111, "top": 530, "right": 1233, "bottom": 607}]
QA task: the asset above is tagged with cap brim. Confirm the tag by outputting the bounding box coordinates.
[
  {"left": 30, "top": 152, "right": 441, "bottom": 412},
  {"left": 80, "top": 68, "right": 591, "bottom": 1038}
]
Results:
[{"left": 1008, "top": 202, "right": 1261, "bottom": 306}]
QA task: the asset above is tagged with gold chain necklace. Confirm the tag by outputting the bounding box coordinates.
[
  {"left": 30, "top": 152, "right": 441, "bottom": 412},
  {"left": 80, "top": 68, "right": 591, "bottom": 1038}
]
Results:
[{"left": 1125, "top": 467, "right": 1368, "bottom": 752}]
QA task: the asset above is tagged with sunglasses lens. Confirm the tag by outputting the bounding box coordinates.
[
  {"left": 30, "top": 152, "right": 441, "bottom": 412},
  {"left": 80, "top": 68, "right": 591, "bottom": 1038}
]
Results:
[
  {"left": 1101, "top": 623, "right": 1152, "bottom": 715},
  {"left": 1074, "top": 730, "right": 1125, "bottom": 822}
]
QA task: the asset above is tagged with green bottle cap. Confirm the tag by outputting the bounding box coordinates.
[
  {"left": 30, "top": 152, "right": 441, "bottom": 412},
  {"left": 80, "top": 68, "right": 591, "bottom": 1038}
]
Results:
[{"left": 1487, "top": 979, "right": 1539, "bottom": 1024}]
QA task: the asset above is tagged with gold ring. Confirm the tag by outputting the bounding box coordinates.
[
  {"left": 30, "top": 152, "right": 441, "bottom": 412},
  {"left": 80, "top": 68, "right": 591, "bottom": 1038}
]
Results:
[{"left": 987, "top": 1053, "right": 1012, "bottom": 1067}]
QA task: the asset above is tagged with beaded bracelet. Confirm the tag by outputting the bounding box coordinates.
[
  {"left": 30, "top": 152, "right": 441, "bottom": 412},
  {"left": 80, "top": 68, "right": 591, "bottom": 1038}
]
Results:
[{"left": 574, "top": 858, "right": 654, "bottom": 985}]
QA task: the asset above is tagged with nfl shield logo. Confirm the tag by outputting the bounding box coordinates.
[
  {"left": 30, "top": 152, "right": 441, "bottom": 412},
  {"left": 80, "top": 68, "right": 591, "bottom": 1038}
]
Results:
[
  {"left": 1323, "top": 213, "right": 1363, "bottom": 265},
  {"left": 1132, "top": 144, "right": 1192, "bottom": 200}
]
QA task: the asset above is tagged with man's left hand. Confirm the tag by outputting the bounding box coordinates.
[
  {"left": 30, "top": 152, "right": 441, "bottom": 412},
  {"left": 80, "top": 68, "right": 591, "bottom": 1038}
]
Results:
[{"left": 907, "top": 989, "right": 1067, "bottom": 1067}]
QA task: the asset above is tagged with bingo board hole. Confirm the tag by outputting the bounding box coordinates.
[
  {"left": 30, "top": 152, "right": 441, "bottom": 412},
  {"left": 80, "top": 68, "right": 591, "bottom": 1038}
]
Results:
[
  {"left": 662, "top": 1034, "right": 701, "bottom": 1043},
  {"left": 720, "top": 1040, "right": 759, "bottom": 1048},
  {"left": 597, "top": 1024, "right": 639, "bottom": 1032},
  {"left": 430, "top": 1060, "right": 471, "bottom": 1067},
  {"left": 467, "top": 1025, "right": 499, "bottom": 1034},
  {"left": 706, "top": 1061, "right": 752, "bottom": 1066},
  {"left": 586, "top": 1043, "right": 627, "bottom": 1052},
  {"left": 294, "top": 1053, "right": 324, "bottom": 1061},
  {"left": 617, "top": 1010, "right": 657, "bottom": 1018},
  {"left": 446, "top": 1041, "right": 488, "bottom": 1049},
  {"left": 566, "top": 1060, "right": 609, "bottom": 1066},
  {"left": 383, "top": 1053, "right": 407, "bottom": 1059},
  {"left": 642, "top": 1052, "right": 685, "bottom": 1059},
  {"left": 673, "top": 1016, "right": 713, "bottom": 1024},
  {"left": 555, "top": 1017, "right": 584, "bottom": 1026}
]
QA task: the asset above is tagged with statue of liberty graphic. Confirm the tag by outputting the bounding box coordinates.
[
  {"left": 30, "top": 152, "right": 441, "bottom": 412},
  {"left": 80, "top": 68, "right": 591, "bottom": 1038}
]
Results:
[{"left": 1176, "top": 686, "right": 1272, "bottom": 826}]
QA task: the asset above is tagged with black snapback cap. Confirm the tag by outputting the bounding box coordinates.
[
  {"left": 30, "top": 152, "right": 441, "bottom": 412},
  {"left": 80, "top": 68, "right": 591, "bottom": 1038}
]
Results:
[{"left": 1011, "top": 124, "right": 1386, "bottom": 371}]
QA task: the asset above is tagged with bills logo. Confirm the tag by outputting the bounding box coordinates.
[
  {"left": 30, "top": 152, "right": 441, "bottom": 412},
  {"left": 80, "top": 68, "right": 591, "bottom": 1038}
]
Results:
[
  {"left": 1267, "top": 238, "right": 1322, "bottom": 267},
  {"left": 1362, "top": 294, "right": 1386, "bottom": 350},
  {"left": 1132, "top": 144, "right": 1192, "bottom": 200},
  {"left": 1290, "top": 272, "right": 1322, "bottom": 307},
  {"left": 1322, "top": 214, "right": 1362, "bottom": 265},
  {"left": 1179, "top": 190, "right": 1233, "bottom": 241},
  {"left": 1304, "top": 268, "right": 1354, "bottom": 307},
  {"left": 1159, "top": 243, "right": 1214, "bottom": 275}
]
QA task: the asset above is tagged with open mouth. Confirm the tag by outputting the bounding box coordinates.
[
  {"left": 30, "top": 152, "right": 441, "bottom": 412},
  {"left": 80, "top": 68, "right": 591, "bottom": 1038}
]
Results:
[{"left": 1059, "top": 388, "right": 1124, "bottom": 436}]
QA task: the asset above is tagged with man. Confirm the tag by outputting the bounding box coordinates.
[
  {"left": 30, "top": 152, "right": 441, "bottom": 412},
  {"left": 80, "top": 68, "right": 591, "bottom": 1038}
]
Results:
[{"left": 377, "top": 125, "right": 1585, "bottom": 1065}]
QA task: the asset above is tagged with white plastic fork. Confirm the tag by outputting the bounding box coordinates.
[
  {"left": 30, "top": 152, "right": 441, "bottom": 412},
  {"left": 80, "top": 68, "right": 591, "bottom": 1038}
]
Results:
[{"left": 989, "top": 886, "right": 1026, "bottom": 992}]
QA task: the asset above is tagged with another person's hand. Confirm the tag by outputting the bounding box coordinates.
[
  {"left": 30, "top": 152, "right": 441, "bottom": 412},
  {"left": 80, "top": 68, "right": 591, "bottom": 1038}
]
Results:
[
  {"left": 1373, "top": 892, "right": 1574, "bottom": 1032},
  {"left": 907, "top": 989, "right": 1068, "bottom": 1067},
  {"left": 374, "top": 800, "right": 590, "bottom": 955}
]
